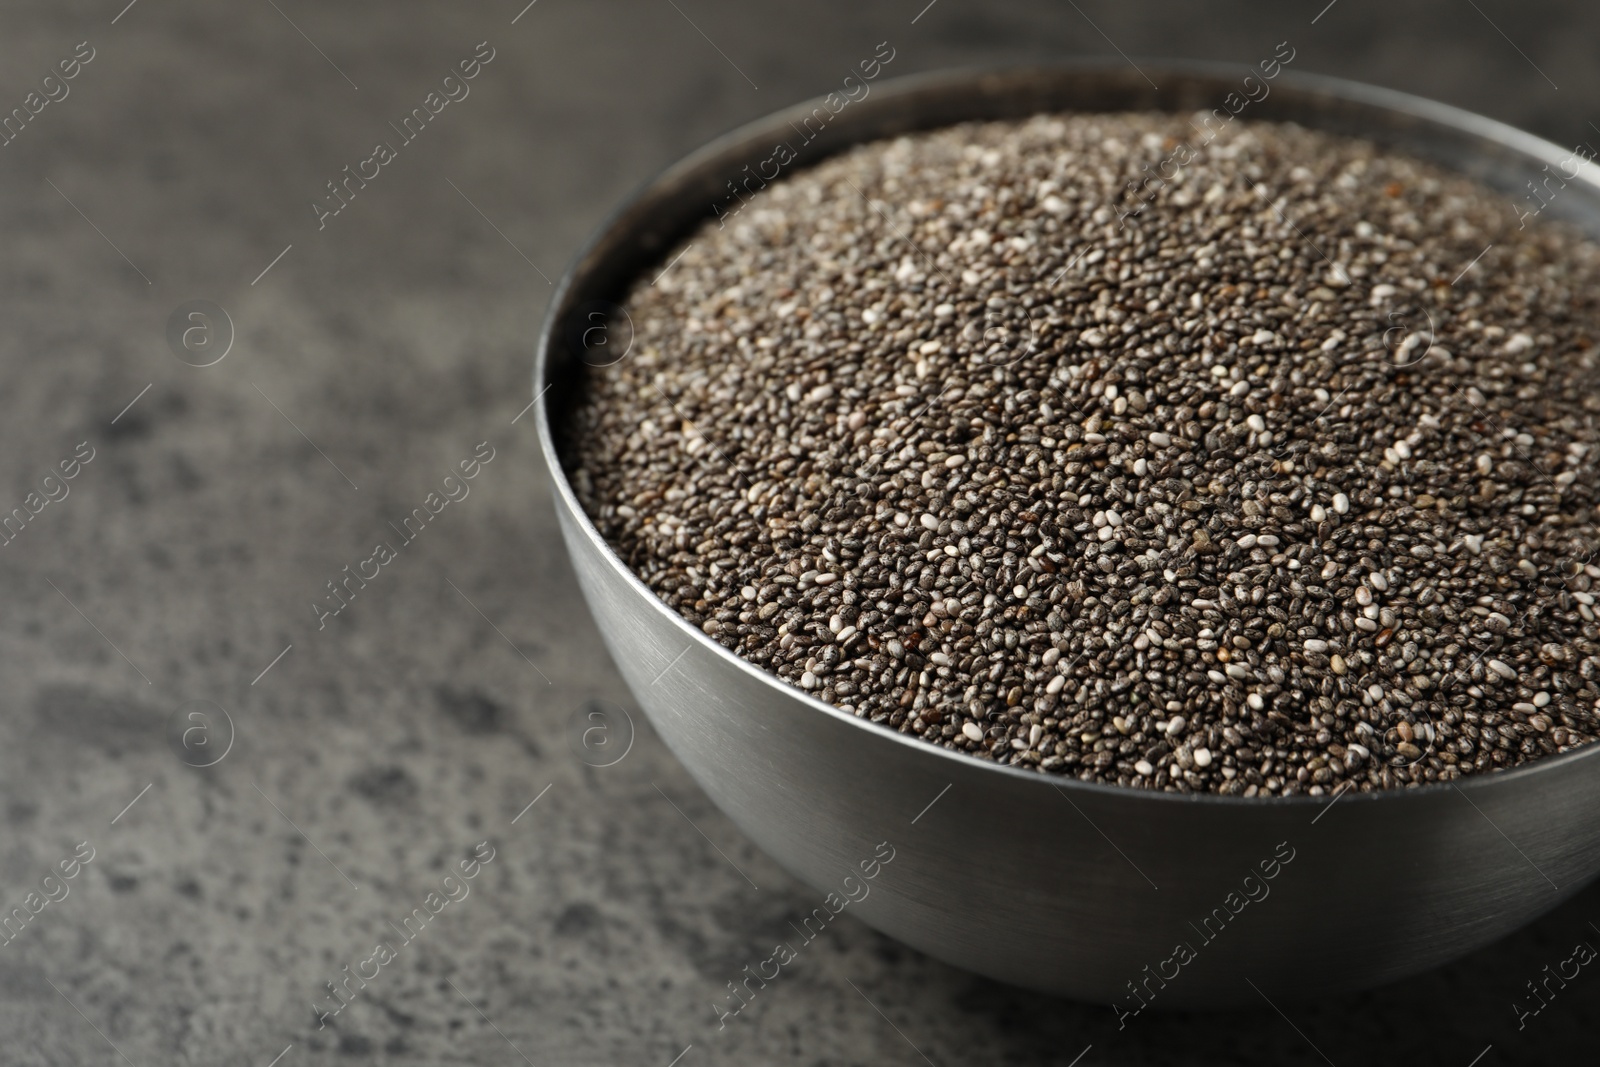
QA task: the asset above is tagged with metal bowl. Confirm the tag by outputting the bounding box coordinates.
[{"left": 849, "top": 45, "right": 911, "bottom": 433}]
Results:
[{"left": 534, "top": 62, "right": 1600, "bottom": 1006}]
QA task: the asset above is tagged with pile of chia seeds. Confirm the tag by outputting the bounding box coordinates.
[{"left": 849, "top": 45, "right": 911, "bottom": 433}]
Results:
[{"left": 563, "top": 112, "right": 1600, "bottom": 796}]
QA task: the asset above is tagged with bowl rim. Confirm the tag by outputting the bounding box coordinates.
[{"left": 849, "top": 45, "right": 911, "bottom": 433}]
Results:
[{"left": 534, "top": 58, "right": 1600, "bottom": 809}]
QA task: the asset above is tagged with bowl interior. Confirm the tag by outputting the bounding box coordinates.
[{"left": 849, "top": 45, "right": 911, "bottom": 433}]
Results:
[{"left": 536, "top": 60, "right": 1600, "bottom": 808}]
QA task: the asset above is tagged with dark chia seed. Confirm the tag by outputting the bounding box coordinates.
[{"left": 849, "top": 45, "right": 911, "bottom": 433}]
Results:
[{"left": 563, "top": 112, "right": 1600, "bottom": 796}]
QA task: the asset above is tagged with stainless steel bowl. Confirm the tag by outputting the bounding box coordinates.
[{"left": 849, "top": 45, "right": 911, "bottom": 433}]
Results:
[{"left": 534, "top": 62, "right": 1600, "bottom": 1006}]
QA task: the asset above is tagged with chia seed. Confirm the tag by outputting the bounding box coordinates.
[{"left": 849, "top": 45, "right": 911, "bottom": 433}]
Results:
[{"left": 563, "top": 112, "right": 1600, "bottom": 796}]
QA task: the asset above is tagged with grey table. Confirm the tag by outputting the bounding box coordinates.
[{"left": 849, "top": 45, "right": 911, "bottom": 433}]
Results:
[{"left": 1, "top": 1, "right": 1595, "bottom": 1064}]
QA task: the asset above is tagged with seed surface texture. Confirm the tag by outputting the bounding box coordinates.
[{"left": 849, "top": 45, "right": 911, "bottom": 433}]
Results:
[{"left": 565, "top": 113, "right": 1600, "bottom": 795}]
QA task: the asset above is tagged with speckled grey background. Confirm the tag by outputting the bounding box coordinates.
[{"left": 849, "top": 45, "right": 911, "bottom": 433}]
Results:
[{"left": 0, "top": 1, "right": 1596, "bottom": 1064}]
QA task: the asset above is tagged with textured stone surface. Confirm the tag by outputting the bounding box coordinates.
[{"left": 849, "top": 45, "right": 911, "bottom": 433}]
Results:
[{"left": 0, "top": 0, "right": 1595, "bottom": 1064}]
